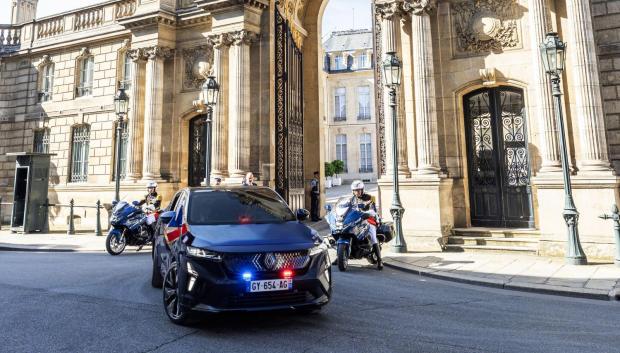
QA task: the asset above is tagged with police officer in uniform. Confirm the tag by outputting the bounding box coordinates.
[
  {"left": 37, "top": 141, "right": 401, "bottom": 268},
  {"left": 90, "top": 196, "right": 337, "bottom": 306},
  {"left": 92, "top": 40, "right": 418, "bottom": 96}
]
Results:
[
  {"left": 310, "top": 171, "right": 320, "bottom": 221},
  {"left": 138, "top": 181, "right": 162, "bottom": 211}
]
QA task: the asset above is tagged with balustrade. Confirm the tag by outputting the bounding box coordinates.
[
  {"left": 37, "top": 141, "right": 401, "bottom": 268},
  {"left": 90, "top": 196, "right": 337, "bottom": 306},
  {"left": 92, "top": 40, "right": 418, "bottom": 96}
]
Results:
[
  {"left": 0, "top": 25, "right": 21, "bottom": 52},
  {"left": 37, "top": 17, "right": 64, "bottom": 39},
  {"left": 115, "top": 0, "right": 137, "bottom": 19},
  {"left": 74, "top": 8, "right": 104, "bottom": 31}
]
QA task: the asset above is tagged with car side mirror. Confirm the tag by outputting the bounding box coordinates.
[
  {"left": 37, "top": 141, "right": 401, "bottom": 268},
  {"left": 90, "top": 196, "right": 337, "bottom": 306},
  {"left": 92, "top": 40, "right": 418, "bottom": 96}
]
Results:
[
  {"left": 325, "top": 204, "right": 332, "bottom": 212},
  {"left": 296, "top": 208, "right": 310, "bottom": 221},
  {"left": 160, "top": 210, "right": 175, "bottom": 224}
]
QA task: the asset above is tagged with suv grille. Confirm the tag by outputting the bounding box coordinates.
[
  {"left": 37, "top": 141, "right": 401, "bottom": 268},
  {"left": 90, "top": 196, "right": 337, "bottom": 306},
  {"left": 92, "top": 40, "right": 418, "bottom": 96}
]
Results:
[{"left": 223, "top": 251, "right": 310, "bottom": 273}]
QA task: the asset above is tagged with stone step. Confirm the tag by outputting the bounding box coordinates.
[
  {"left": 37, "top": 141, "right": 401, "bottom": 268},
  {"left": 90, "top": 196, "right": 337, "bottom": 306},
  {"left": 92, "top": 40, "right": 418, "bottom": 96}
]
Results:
[
  {"left": 447, "top": 236, "right": 539, "bottom": 248},
  {"left": 444, "top": 244, "right": 538, "bottom": 254},
  {"left": 452, "top": 227, "right": 540, "bottom": 239}
]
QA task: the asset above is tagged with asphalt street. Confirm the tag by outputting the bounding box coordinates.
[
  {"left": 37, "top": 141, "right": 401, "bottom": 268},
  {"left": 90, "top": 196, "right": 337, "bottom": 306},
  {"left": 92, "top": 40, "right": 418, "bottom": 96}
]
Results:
[{"left": 0, "top": 251, "right": 619, "bottom": 353}]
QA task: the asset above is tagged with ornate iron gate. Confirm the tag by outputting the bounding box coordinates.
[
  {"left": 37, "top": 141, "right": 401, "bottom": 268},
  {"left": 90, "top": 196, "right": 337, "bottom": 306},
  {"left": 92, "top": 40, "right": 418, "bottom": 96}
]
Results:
[
  {"left": 188, "top": 115, "right": 205, "bottom": 187},
  {"left": 464, "top": 87, "right": 534, "bottom": 228},
  {"left": 275, "top": 8, "right": 304, "bottom": 208}
]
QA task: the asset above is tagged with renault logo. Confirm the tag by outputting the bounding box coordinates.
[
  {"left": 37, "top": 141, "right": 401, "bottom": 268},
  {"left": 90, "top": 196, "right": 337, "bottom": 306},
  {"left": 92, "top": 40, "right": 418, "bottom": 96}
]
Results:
[{"left": 263, "top": 253, "right": 277, "bottom": 270}]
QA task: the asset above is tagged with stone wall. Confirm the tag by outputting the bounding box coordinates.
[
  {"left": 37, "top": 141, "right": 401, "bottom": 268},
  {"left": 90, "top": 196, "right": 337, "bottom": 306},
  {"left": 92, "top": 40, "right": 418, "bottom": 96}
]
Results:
[{"left": 593, "top": 0, "right": 620, "bottom": 173}]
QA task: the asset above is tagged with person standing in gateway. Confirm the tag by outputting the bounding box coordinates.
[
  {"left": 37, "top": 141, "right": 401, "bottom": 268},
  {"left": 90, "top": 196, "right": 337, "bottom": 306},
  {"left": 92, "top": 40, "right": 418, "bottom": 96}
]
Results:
[{"left": 310, "top": 171, "right": 321, "bottom": 221}]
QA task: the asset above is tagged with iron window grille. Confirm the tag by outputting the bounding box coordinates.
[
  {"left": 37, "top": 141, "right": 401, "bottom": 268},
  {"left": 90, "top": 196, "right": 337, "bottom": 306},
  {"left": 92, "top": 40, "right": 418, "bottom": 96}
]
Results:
[
  {"left": 33, "top": 129, "right": 50, "bottom": 153},
  {"left": 70, "top": 125, "right": 90, "bottom": 182}
]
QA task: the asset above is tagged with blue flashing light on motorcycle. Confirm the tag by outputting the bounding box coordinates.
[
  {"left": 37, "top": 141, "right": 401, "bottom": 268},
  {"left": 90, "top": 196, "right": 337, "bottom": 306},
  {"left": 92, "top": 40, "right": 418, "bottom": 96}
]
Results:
[{"left": 326, "top": 197, "right": 394, "bottom": 272}]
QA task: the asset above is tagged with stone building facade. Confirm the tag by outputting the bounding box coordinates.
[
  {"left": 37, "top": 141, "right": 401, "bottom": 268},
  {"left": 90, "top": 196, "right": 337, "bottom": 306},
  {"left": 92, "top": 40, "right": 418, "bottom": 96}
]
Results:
[
  {"left": 322, "top": 29, "right": 379, "bottom": 183},
  {"left": 0, "top": 0, "right": 618, "bottom": 260}
]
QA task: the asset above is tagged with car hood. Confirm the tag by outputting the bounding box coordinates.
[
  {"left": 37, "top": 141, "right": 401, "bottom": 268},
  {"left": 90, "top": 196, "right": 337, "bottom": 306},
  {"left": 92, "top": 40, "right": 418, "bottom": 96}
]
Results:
[{"left": 185, "top": 221, "right": 317, "bottom": 253}]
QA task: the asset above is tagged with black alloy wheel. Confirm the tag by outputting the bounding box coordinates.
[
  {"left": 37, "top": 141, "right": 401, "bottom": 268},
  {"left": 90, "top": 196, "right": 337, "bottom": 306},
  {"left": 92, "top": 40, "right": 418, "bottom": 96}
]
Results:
[{"left": 163, "top": 262, "right": 191, "bottom": 325}]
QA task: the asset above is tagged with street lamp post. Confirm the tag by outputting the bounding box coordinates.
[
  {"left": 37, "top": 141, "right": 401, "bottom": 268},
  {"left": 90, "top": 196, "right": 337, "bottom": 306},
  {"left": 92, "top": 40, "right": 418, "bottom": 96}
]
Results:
[
  {"left": 382, "top": 52, "right": 406, "bottom": 253},
  {"left": 113, "top": 85, "right": 129, "bottom": 202},
  {"left": 540, "top": 32, "right": 587, "bottom": 265},
  {"left": 201, "top": 75, "right": 219, "bottom": 187}
]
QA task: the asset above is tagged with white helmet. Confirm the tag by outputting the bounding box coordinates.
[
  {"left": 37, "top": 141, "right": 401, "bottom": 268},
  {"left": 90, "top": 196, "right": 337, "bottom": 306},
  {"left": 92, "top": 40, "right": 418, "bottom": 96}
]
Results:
[
  {"left": 146, "top": 181, "right": 158, "bottom": 188},
  {"left": 351, "top": 180, "right": 365, "bottom": 191}
]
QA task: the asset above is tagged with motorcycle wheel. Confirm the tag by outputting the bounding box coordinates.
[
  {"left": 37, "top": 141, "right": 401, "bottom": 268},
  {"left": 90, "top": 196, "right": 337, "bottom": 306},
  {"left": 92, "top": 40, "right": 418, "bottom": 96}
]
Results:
[
  {"left": 106, "top": 231, "right": 126, "bottom": 255},
  {"left": 337, "top": 243, "right": 348, "bottom": 272},
  {"left": 367, "top": 253, "right": 378, "bottom": 265},
  {"left": 163, "top": 262, "right": 192, "bottom": 325},
  {"left": 151, "top": 244, "right": 163, "bottom": 288}
]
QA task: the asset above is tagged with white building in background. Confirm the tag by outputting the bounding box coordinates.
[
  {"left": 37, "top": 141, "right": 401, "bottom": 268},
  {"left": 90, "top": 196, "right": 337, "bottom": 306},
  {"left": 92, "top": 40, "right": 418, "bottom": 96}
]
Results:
[{"left": 322, "top": 29, "right": 378, "bottom": 183}]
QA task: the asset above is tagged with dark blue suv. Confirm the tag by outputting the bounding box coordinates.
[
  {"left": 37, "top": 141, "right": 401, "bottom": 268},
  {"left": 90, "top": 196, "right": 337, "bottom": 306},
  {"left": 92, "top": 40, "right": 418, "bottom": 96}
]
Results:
[{"left": 151, "top": 186, "right": 331, "bottom": 325}]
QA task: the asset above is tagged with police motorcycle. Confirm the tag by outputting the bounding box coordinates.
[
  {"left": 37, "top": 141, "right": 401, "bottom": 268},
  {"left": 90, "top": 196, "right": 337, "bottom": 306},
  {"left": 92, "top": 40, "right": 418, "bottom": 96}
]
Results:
[
  {"left": 325, "top": 197, "right": 394, "bottom": 271},
  {"left": 106, "top": 200, "right": 159, "bottom": 255}
]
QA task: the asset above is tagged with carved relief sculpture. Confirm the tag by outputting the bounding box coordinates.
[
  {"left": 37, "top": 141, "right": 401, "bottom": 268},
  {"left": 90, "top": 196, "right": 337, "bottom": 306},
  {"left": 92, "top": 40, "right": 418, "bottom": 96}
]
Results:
[
  {"left": 182, "top": 45, "right": 213, "bottom": 91},
  {"left": 451, "top": 0, "right": 522, "bottom": 56}
]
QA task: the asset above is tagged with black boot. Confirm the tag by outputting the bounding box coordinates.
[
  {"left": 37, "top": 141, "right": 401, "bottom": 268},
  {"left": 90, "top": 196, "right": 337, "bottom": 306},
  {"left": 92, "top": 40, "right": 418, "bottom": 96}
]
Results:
[{"left": 373, "top": 244, "right": 383, "bottom": 270}]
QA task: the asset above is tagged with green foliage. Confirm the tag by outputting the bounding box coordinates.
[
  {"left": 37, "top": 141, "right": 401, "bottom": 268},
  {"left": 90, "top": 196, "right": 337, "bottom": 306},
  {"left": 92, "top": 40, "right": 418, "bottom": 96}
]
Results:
[
  {"left": 331, "top": 160, "right": 345, "bottom": 176},
  {"left": 324, "top": 162, "right": 335, "bottom": 177}
]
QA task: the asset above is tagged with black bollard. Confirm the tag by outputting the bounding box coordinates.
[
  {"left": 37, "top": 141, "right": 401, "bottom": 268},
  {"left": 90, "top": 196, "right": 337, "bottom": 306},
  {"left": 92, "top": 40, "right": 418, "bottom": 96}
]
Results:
[
  {"left": 95, "top": 200, "right": 102, "bottom": 236},
  {"left": 67, "top": 199, "right": 76, "bottom": 235},
  {"left": 598, "top": 204, "right": 620, "bottom": 267}
]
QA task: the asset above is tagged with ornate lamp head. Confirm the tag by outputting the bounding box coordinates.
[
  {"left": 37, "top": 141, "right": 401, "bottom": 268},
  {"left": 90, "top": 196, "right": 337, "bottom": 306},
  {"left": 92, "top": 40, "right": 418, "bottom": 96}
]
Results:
[
  {"left": 114, "top": 84, "right": 129, "bottom": 116},
  {"left": 382, "top": 52, "right": 401, "bottom": 87},
  {"left": 203, "top": 75, "right": 219, "bottom": 106},
  {"left": 540, "top": 32, "right": 567, "bottom": 76}
]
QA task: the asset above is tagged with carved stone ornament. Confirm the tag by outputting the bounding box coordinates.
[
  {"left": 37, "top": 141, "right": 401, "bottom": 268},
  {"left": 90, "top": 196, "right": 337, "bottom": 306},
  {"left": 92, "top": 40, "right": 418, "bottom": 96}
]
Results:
[
  {"left": 276, "top": 0, "right": 307, "bottom": 48},
  {"left": 208, "top": 33, "right": 233, "bottom": 50},
  {"left": 376, "top": 1, "right": 402, "bottom": 20},
  {"left": 146, "top": 46, "right": 174, "bottom": 60},
  {"left": 38, "top": 54, "right": 53, "bottom": 67},
  {"left": 76, "top": 47, "right": 91, "bottom": 60},
  {"left": 128, "top": 48, "right": 147, "bottom": 62},
  {"left": 451, "top": 0, "right": 522, "bottom": 56},
  {"left": 479, "top": 67, "right": 497, "bottom": 86},
  {"left": 230, "top": 30, "right": 260, "bottom": 46},
  {"left": 401, "top": 0, "right": 437, "bottom": 15},
  {"left": 182, "top": 45, "right": 213, "bottom": 91}
]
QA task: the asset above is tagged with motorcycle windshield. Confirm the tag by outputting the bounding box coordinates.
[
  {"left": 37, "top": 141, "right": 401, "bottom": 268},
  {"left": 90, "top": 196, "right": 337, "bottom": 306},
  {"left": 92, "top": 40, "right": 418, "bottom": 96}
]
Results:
[{"left": 334, "top": 197, "right": 352, "bottom": 218}]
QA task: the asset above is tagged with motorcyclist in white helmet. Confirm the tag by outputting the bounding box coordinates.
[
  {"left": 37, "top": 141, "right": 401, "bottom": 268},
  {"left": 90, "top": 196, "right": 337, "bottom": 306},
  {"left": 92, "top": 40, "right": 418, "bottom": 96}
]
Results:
[
  {"left": 351, "top": 180, "right": 382, "bottom": 270},
  {"left": 138, "top": 181, "right": 162, "bottom": 211}
]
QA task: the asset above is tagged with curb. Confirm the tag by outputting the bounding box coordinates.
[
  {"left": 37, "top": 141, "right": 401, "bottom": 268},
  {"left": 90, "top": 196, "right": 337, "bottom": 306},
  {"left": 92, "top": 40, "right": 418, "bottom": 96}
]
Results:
[{"left": 384, "top": 258, "right": 620, "bottom": 302}]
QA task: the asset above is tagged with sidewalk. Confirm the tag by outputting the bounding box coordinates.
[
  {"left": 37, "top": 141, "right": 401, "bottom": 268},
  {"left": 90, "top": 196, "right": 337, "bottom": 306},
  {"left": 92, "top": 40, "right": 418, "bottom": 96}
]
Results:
[
  {"left": 0, "top": 230, "right": 106, "bottom": 252},
  {"left": 383, "top": 251, "right": 620, "bottom": 301}
]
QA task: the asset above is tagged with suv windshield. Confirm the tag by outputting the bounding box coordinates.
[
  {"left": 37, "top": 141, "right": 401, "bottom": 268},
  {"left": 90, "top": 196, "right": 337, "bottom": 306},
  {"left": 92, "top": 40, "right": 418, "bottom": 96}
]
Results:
[{"left": 188, "top": 188, "right": 296, "bottom": 225}]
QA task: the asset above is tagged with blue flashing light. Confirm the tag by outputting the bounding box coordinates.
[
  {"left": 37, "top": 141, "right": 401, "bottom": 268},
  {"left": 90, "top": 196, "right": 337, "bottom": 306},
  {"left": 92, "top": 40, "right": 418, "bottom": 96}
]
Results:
[{"left": 242, "top": 272, "right": 252, "bottom": 281}]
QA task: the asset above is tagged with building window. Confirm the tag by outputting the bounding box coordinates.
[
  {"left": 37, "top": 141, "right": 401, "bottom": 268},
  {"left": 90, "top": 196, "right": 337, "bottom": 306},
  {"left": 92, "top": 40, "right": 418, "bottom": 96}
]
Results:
[
  {"left": 357, "top": 52, "right": 369, "bottom": 69},
  {"left": 334, "top": 87, "right": 346, "bottom": 121},
  {"left": 76, "top": 56, "right": 94, "bottom": 97},
  {"left": 357, "top": 86, "right": 371, "bottom": 120},
  {"left": 70, "top": 125, "right": 90, "bottom": 182},
  {"left": 119, "top": 51, "right": 132, "bottom": 91},
  {"left": 336, "top": 134, "right": 348, "bottom": 172},
  {"left": 113, "top": 122, "right": 129, "bottom": 181},
  {"left": 39, "top": 63, "right": 54, "bottom": 102},
  {"left": 33, "top": 128, "right": 50, "bottom": 153},
  {"left": 359, "top": 133, "right": 373, "bottom": 173},
  {"left": 334, "top": 55, "right": 345, "bottom": 70}
]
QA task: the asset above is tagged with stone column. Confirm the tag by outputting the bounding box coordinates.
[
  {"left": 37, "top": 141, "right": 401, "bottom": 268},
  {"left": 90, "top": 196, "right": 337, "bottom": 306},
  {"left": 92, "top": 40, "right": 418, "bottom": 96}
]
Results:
[
  {"left": 404, "top": 0, "right": 440, "bottom": 175},
  {"left": 209, "top": 34, "right": 232, "bottom": 179},
  {"left": 529, "top": 0, "right": 561, "bottom": 173},
  {"left": 124, "top": 48, "right": 146, "bottom": 181},
  {"left": 141, "top": 46, "right": 173, "bottom": 181},
  {"left": 376, "top": 1, "right": 409, "bottom": 176},
  {"left": 566, "top": 0, "right": 612, "bottom": 172},
  {"left": 227, "top": 30, "right": 257, "bottom": 179}
]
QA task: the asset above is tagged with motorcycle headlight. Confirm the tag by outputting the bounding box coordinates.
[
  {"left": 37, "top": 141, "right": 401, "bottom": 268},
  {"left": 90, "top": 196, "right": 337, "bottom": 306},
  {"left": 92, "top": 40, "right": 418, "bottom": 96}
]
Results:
[
  {"left": 187, "top": 246, "right": 222, "bottom": 261},
  {"left": 309, "top": 238, "right": 329, "bottom": 256}
]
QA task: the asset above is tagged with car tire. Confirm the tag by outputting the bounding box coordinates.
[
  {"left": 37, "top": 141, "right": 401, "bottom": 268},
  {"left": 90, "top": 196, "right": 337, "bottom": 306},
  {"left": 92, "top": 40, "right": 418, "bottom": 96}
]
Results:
[
  {"left": 151, "top": 244, "right": 163, "bottom": 288},
  {"left": 337, "top": 243, "right": 348, "bottom": 272},
  {"left": 163, "top": 262, "right": 193, "bottom": 326}
]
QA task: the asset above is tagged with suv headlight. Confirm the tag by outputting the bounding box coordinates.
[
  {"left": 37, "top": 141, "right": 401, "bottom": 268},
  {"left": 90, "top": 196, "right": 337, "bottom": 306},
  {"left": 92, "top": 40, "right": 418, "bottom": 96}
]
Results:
[
  {"left": 309, "top": 238, "right": 329, "bottom": 256},
  {"left": 187, "top": 246, "right": 222, "bottom": 261}
]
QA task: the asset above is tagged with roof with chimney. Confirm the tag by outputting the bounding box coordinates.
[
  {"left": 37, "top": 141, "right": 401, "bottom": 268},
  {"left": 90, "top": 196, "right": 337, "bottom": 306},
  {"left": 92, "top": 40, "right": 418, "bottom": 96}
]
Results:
[{"left": 323, "top": 29, "right": 373, "bottom": 53}]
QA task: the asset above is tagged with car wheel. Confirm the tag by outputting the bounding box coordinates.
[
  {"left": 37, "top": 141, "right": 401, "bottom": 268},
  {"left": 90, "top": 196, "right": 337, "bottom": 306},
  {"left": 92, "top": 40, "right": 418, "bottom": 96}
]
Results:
[
  {"left": 337, "top": 243, "right": 348, "bottom": 272},
  {"left": 163, "top": 262, "right": 192, "bottom": 325},
  {"left": 151, "top": 244, "right": 163, "bottom": 288},
  {"left": 106, "top": 231, "right": 126, "bottom": 255}
]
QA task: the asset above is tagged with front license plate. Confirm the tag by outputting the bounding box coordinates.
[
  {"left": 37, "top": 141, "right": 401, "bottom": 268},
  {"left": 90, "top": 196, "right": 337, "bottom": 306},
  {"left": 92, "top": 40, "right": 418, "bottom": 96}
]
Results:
[{"left": 248, "top": 279, "right": 292, "bottom": 292}]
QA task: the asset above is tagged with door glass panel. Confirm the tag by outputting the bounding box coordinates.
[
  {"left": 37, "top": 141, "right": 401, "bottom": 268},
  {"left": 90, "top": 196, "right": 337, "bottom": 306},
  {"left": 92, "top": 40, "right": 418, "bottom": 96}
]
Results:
[
  {"left": 468, "top": 91, "right": 496, "bottom": 187},
  {"left": 499, "top": 90, "right": 529, "bottom": 187}
]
